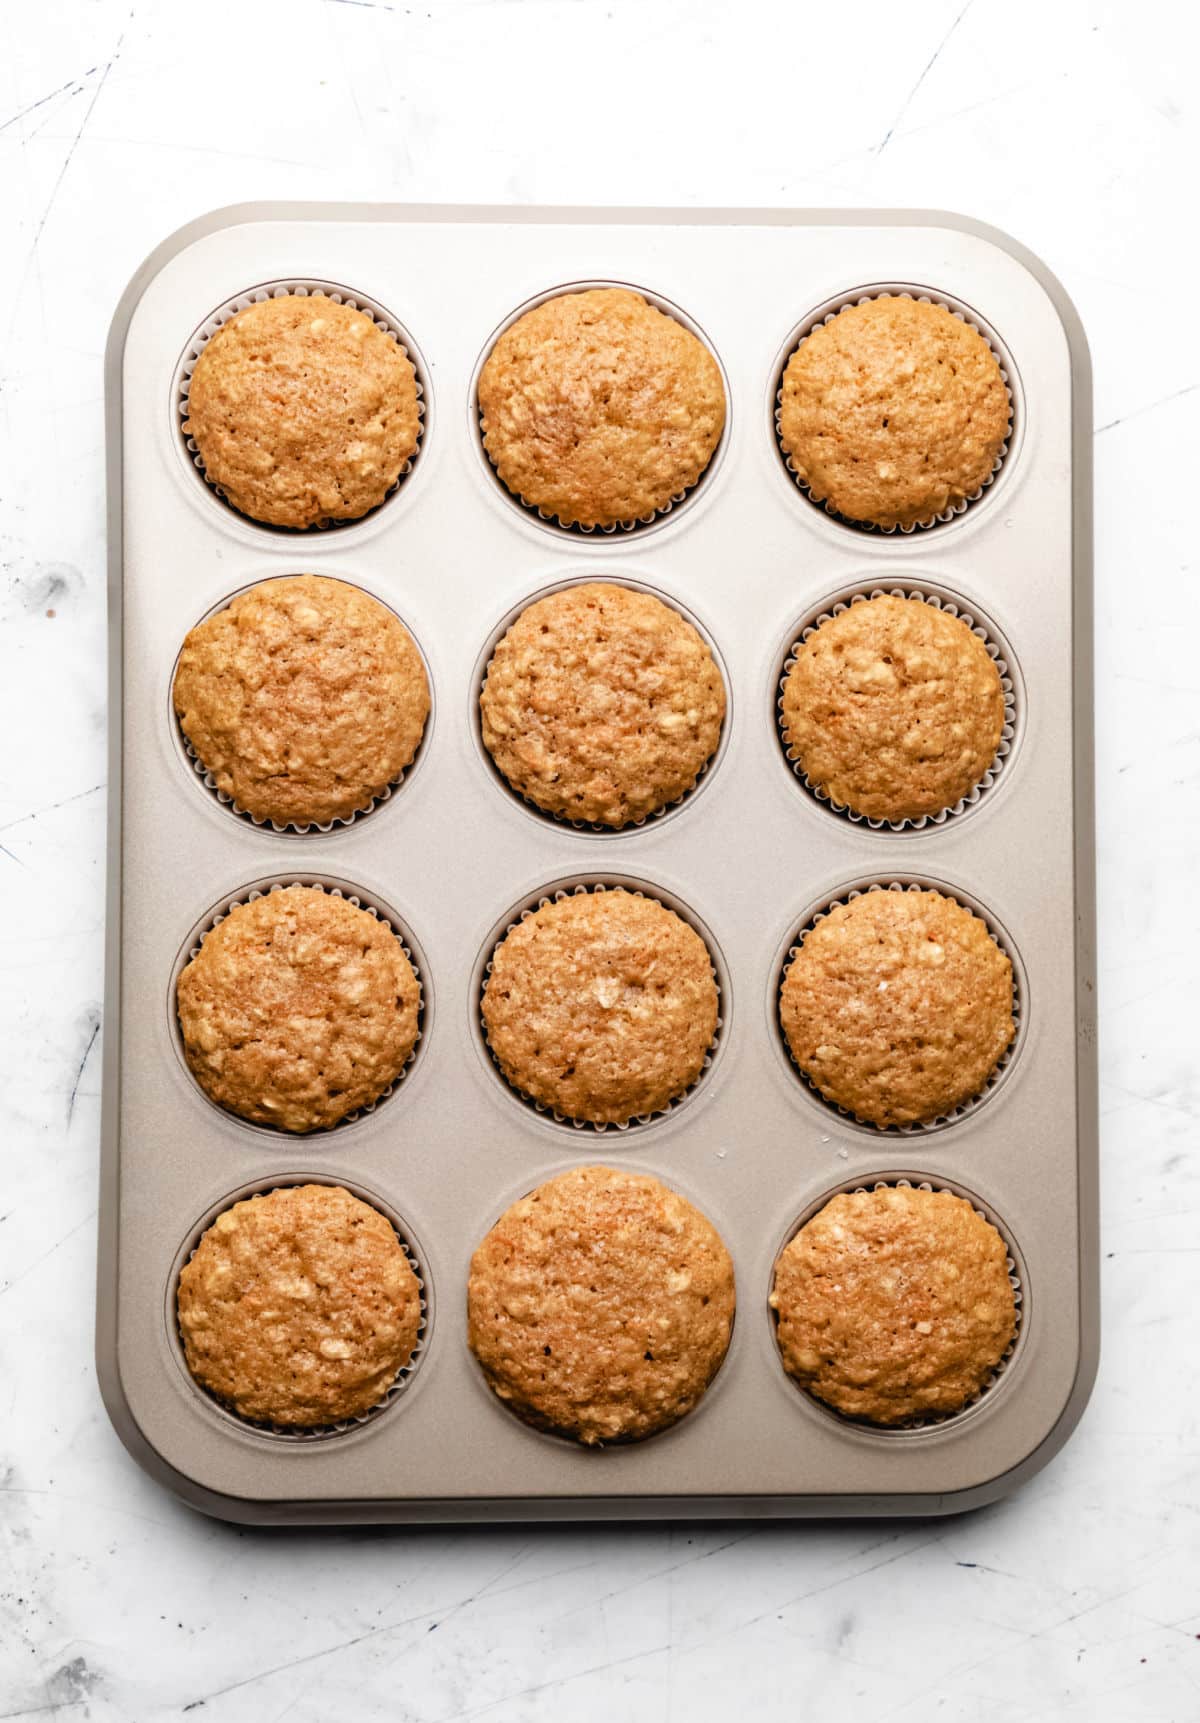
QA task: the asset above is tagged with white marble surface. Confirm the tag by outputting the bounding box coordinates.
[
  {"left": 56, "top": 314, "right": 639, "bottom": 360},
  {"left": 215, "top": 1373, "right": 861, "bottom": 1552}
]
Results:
[{"left": 1, "top": 1, "right": 1198, "bottom": 1717}]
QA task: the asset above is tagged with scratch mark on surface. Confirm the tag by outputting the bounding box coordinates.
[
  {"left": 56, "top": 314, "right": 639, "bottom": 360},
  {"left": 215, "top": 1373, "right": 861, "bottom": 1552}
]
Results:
[
  {"left": 178, "top": 1548, "right": 534, "bottom": 1717},
  {"left": 1095, "top": 382, "right": 1199, "bottom": 435},
  {"left": 0, "top": 1212, "right": 95, "bottom": 1302},
  {"left": 30, "top": 14, "right": 133, "bottom": 253},
  {"left": 548, "top": 1528, "right": 763, "bottom": 1623},
  {"left": 439, "top": 1642, "right": 672, "bottom": 1723},
  {"left": 0, "top": 73, "right": 88, "bottom": 135},
  {"left": 689, "top": 1531, "right": 943, "bottom": 1650},
  {"left": 0, "top": 782, "right": 104, "bottom": 835},
  {"left": 876, "top": 0, "right": 975, "bottom": 154},
  {"left": 67, "top": 1012, "right": 101, "bottom": 1124}
]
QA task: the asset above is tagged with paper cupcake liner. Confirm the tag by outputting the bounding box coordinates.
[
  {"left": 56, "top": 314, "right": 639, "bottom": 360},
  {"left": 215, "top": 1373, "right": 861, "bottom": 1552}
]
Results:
[
  {"left": 477, "top": 879, "right": 727, "bottom": 1133},
  {"left": 175, "top": 279, "right": 428, "bottom": 533},
  {"left": 171, "top": 578, "right": 432, "bottom": 836},
  {"left": 776, "top": 878, "right": 1025, "bottom": 1134},
  {"left": 472, "top": 574, "right": 730, "bottom": 836},
  {"left": 172, "top": 877, "right": 426, "bottom": 1134},
  {"left": 471, "top": 280, "right": 730, "bottom": 538},
  {"left": 776, "top": 583, "right": 1019, "bottom": 831},
  {"left": 771, "top": 1174, "right": 1025, "bottom": 1434},
  {"left": 773, "top": 285, "right": 1017, "bottom": 534},
  {"left": 172, "top": 1174, "right": 429, "bottom": 1442}
]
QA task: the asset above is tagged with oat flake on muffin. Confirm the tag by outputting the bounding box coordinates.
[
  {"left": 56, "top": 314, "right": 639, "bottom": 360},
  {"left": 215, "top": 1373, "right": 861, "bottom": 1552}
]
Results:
[
  {"left": 177, "top": 885, "right": 420, "bottom": 1132},
  {"left": 481, "top": 582, "right": 725, "bottom": 827},
  {"left": 178, "top": 1184, "right": 421, "bottom": 1427},
  {"left": 779, "top": 888, "right": 1014, "bottom": 1127},
  {"left": 468, "top": 1164, "right": 735, "bottom": 1443},
  {"left": 778, "top": 295, "right": 1010, "bottom": 529},
  {"left": 478, "top": 287, "right": 725, "bottom": 528},
  {"left": 173, "top": 575, "right": 429, "bottom": 829},
  {"left": 771, "top": 1185, "right": 1016, "bottom": 1425},
  {"left": 482, "top": 889, "right": 718, "bottom": 1126},
  {"left": 184, "top": 293, "right": 420, "bottom": 528},
  {"left": 780, "top": 594, "right": 1005, "bottom": 822}
]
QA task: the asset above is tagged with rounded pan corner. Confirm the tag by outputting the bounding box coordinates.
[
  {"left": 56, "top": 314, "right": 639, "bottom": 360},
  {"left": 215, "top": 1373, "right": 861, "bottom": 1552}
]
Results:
[
  {"left": 919, "top": 1329, "right": 1101, "bottom": 1518},
  {"left": 94, "top": 1333, "right": 294, "bottom": 1527},
  {"left": 105, "top": 205, "right": 273, "bottom": 377},
  {"left": 902, "top": 208, "right": 1094, "bottom": 383}
]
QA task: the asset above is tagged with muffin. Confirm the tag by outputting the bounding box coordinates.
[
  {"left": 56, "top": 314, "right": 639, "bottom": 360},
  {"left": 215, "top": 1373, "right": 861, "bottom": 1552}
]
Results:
[
  {"left": 184, "top": 293, "right": 420, "bottom": 528},
  {"left": 771, "top": 1185, "right": 1016, "bottom": 1425},
  {"left": 779, "top": 888, "right": 1014, "bottom": 1127},
  {"left": 482, "top": 889, "right": 718, "bottom": 1125},
  {"left": 468, "top": 1164, "right": 735, "bottom": 1443},
  {"left": 780, "top": 595, "right": 1005, "bottom": 822},
  {"left": 178, "top": 1184, "right": 421, "bottom": 1427},
  {"left": 173, "top": 575, "right": 430, "bottom": 828},
  {"left": 177, "top": 886, "right": 421, "bottom": 1132},
  {"left": 478, "top": 287, "right": 725, "bottom": 528},
  {"left": 481, "top": 583, "right": 725, "bottom": 826},
  {"left": 778, "top": 296, "right": 1010, "bottom": 529}
]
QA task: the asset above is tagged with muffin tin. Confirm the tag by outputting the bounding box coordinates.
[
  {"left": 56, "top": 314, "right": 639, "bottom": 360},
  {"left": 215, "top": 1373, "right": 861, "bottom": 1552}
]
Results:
[{"left": 99, "top": 205, "right": 1097, "bottom": 1521}]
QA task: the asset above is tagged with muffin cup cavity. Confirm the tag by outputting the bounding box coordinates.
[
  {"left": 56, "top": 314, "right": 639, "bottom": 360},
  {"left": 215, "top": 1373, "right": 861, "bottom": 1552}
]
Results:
[
  {"left": 170, "top": 576, "right": 434, "bottom": 836},
  {"left": 168, "top": 1174, "right": 431, "bottom": 1442},
  {"left": 169, "top": 876, "right": 429, "bottom": 1137},
  {"left": 774, "top": 581, "right": 1021, "bottom": 832},
  {"left": 770, "top": 1174, "right": 1026, "bottom": 1436},
  {"left": 771, "top": 284, "right": 1019, "bottom": 534},
  {"left": 773, "top": 878, "right": 1026, "bottom": 1135},
  {"left": 473, "top": 876, "right": 729, "bottom": 1133},
  {"left": 174, "top": 279, "right": 430, "bottom": 533},
  {"left": 469, "top": 280, "right": 731, "bottom": 540},
  {"left": 470, "top": 573, "right": 730, "bottom": 835}
]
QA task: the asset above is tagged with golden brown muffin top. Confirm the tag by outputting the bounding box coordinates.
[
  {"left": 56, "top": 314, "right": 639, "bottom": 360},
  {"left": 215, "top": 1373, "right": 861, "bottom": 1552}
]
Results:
[
  {"left": 468, "top": 1164, "right": 735, "bottom": 1443},
  {"left": 178, "top": 1184, "right": 421, "bottom": 1427},
  {"left": 174, "top": 576, "right": 429, "bottom": 829},
  {"left": 778, "top": 296, "right": 1010, "bottom": 529},
  {"left": 781, "top": 595, "right": 1005, "bottom": 822},
  {"left": 779, "top": 889, "right": 1014, "bottom": 1127},
  {"left": 771, "top": 1185, "right": 1016, "bottom": 1425},
  {"left": 177, "top": 886, "right": 420, "bottom": 1133},
  {"left": 480, "top": 583, "right": 725, "bottom": 827},
  {"left": 482, "top": 889, "right": 718, "bottom": 1126},
  {"left": 478, "top": 288, "right": 725, "bottom": 528},
  {"left": 184, "top": 293, "right": 420, "bottom": 529}
]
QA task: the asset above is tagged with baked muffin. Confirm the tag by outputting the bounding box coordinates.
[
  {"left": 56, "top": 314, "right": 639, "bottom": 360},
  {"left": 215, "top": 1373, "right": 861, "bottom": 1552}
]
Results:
[
  {"left": 468, "top": 1164, "right": 735, "bottom": 1443},
  {"left": 480, "top": 583, "right": 725, "bottom": 826},
  {"left": 178, "top": 1184, "right": 421, "bottom": 1427},
  {"left": 780, "top": 595, "right": 1005, "bottom": 821},
  {"left": 184, "top": 293, "right": 420, "bottom": 528},
  {"left": 778, "top": 296, "right": 1010, "bottom": 529},
  {"left": 771, "top": 1185, "right": 1016, "bottom": 1425},
  {"left": 482, "top": 889, "right": 718, "bottom": 1125},
  {"left": 177, "top": 886, "right": 420, "bottom": 1132},
  {"left": 779, "top": 888, "right": 1014, "bottom": 1127},
  {"left": 478, "top": 287, "right": 725, "bottom": 528},
  {"left": 174, "top": 575, "right": 429, "bottom": 829}
]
